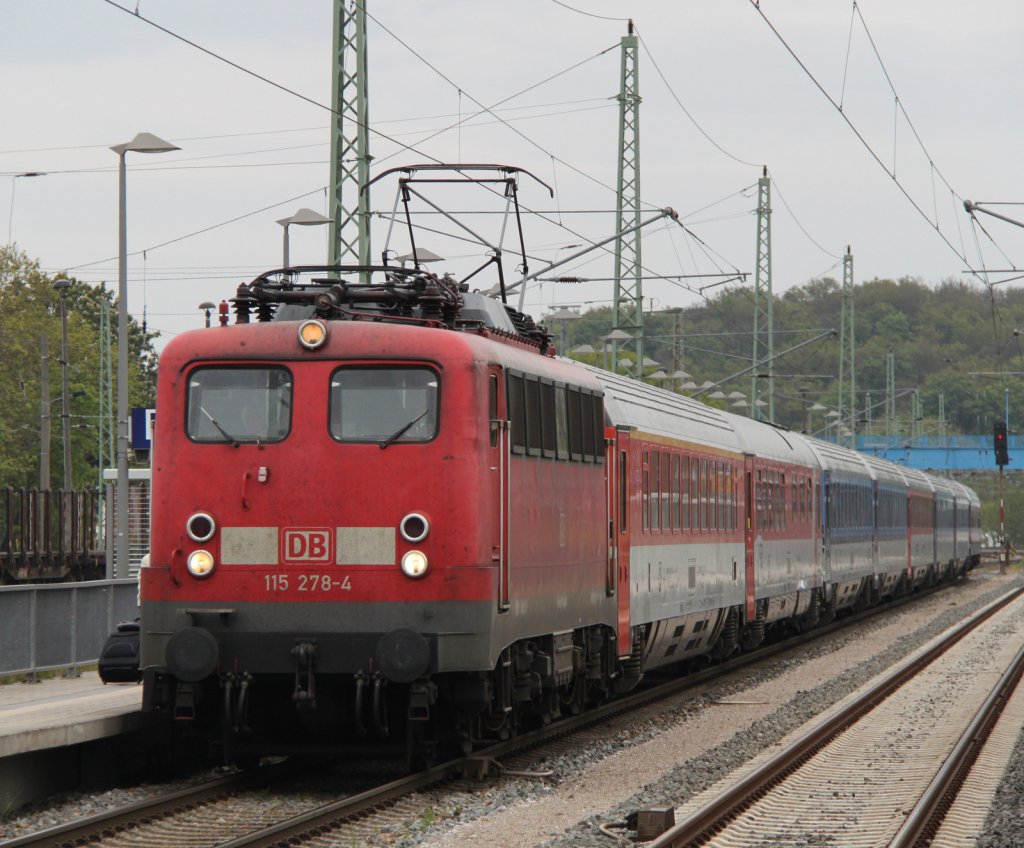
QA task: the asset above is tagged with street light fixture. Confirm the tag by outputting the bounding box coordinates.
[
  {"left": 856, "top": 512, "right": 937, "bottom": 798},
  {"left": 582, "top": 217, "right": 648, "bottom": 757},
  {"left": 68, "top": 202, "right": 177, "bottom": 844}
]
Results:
[
  {"left": 110, "top": 132, "right": 179, "bottom": 579},
  {"left": 546, "top": 307, "right": 581, "bottom": 355},
  {"left": 602, "top": 329, "right": 632, "bottom": 373},
  {"left": 276, "top": 208, "right": 331, "bottom": 268},
  {"left": 395, "top": 247, "right": 445, "bottom": 268}
]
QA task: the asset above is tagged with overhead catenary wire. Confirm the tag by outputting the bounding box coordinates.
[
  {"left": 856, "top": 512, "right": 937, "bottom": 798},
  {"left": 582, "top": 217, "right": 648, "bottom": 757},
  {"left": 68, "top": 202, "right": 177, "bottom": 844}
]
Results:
[
  {"left": 633, "top": 31, "right": 841, "bottom": 263},
  {"left": 547, "top": 0, "right": 630, "bottom": 23},
  {"left": 84, "top": 0, "right": 789, "bottom": 361},
  {"left": 0, "top": 98, "right": 613, "bottom": 159},
  {"left": 747, "top": 0, "right": 1002, "bottom": 283},
  {"left": 635, "top": 29, "right": 758, "bottom": 169},
  {"left": 86, "top": 0, "right": 758, "bottom": 322},
  {"left": 98, "top": 0, "right": 443, "bottom": 165},
  {"left": 64, "top": 185, "right": 328, "bottom": 272},
  {"left": 74, "top": 2, "right": 650, "bottom": 284}
]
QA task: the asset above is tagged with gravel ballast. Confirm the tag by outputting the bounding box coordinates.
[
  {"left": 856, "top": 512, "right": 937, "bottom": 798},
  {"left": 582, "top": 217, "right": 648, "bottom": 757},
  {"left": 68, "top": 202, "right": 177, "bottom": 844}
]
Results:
[
  {"left": 416, "top": 568, "right": 1024, "bottom": 848},
  {"left": 2, "top": 567, "right": 1021, "bottom": 847}
]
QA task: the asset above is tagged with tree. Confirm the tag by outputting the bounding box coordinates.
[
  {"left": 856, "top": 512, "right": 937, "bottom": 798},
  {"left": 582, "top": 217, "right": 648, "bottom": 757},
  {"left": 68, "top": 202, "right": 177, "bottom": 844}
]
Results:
[{"left": 0, "top": 245, "right": 159, "bottom": 489}]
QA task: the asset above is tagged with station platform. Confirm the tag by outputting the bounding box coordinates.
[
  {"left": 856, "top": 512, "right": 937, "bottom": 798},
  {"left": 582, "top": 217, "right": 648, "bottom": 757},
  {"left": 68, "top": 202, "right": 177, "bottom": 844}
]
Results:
[{"left": 0, "top": 671, "right": 154, "bottom": 810}]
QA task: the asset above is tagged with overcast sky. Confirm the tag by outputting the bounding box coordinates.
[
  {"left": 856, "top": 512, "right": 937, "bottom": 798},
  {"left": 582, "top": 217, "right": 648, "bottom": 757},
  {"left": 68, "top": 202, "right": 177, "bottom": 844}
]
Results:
[{"left": 3, "top": 0, "right": 1023, "bottom": 351}]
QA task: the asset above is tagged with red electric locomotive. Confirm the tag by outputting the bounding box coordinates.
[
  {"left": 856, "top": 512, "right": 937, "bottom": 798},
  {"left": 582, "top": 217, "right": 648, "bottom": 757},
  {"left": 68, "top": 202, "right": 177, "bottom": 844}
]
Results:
[{"left": 141, "top": 265, "right": 626, "bottom": 764}]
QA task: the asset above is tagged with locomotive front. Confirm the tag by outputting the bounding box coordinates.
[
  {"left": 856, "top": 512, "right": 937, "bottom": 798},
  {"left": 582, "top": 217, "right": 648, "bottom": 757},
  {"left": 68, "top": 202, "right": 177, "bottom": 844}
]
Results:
[{"left": 140, "top": 315, "right": 501, "bottom": 762}]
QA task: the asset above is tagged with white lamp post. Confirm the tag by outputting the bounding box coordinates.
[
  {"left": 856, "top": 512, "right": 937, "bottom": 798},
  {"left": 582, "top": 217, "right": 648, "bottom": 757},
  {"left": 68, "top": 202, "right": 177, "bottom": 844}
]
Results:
[
  {"left": 276, "top": 208, "right": 331, "bottom": 268},
  {"left": 110, "top": 132, "right": 179, "bottom": 579}
]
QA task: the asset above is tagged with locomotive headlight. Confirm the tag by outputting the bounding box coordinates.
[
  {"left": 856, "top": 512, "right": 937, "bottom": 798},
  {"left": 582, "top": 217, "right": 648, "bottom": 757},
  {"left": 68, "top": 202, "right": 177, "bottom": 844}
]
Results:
[
  {"left": 401, "top": 550, "right": 429, "bottom": 578},
  {"left": 298, "top": 319, "right": 328, "bottom": 350},
  {"left": 187, "top": 549, "right": 216, "bottom": 578},
  {"left": 186, "top": 512, "right": 216, "bottom": 543},
  {"left": 400, "top": 512, "right": 429, "bottom": 543}
]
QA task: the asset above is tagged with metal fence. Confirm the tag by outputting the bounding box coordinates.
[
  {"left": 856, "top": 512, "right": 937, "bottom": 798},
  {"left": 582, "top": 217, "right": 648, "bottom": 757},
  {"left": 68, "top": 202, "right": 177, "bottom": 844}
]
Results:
[
  {"left": 0, "top": 580, "right": 138, "bottom": 678},
  {"left": 103, "top": 468, "right": 151, "bottom": 579}
]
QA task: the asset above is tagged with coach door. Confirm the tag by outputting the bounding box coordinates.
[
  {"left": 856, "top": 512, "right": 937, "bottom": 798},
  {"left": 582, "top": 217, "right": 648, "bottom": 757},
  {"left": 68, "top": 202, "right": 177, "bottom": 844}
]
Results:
[
  {"left": 743, "top": 454, "right": 757, "bottom": 621},
  {"left": 488, "top": 366, "right": 510, "bottom": 611},
  {"left": 609, "top": 427, "right": 632, "bottom": 652}
]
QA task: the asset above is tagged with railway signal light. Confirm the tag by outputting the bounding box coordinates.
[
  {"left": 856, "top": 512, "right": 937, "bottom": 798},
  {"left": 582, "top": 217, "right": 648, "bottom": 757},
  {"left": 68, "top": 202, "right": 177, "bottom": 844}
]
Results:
[{"left": 994, "top": 420, "right": 1010, "bottom": 466}]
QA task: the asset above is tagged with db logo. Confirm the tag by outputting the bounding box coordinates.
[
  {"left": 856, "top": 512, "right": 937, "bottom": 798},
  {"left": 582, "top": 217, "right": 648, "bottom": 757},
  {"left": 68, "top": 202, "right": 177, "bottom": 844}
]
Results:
[{"left": 282, "top": 528, "right": 333, "bottom": 562}]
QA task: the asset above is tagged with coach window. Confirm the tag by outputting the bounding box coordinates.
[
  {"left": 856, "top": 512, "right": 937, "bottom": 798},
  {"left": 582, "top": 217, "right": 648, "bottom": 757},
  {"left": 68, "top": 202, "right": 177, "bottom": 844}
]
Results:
[
  {"left": 700, "top": 459, "right": 709, "bottom": 530},
  {"left": 690, "top": 458, "right": 699, "bottom": 530},
  {"left": 682, "top": 456, "right": 691, "bottom": 530},
  {"left": 712, "top": 460, "right": 720, "bottom": 528},
  {"left": 567, "top": 387, "right": 583, "bottom": 461},
  {"left": 727, "top": 465, "right": 733, "bottom": 530},
  {"left": 330, "top": 367, "right": 438, "bottom": 443},
  {"left": 540, "top": 380, "right": 557, "bottom": 458},
  {"left": 780, "top": 473, "right": 786, "bottom": 530},
  {"left": 507, "top": 373, "right": 526, "bottom": 453},
  {"left": 581, "top": 392, "right": 597, "bottom": 461},
  {"left": 524, "top": 376, "right": 542, "bottom": 456},
  {"left": 723, "top": 464, "right": 731, "bottom": 530},
  {"left": 755, "top": 470, "right": 764, "bottom": 531},
  {"left": 590, "top": 393, "right": 606, "bottom": 464},
  {"left": 671, "top": 455, "right": 680, "bottom": 530},
  {"left": 642, "top": 451, "right": 650, "bottom": 530},
  {"left": 721, "top": 463, "right": 728, "bottom": 529},
  {"left": 662, "top": 452, "right": 671, "bottom": 529},
  {"left": 554, "top": 386, "right": 569, "bottom": 459},
  {"left": 651, "top": 451, "right": 661, "bottom": 530},
  {"left": 187, "top": 366, "right": 292, "bottom": 444}
]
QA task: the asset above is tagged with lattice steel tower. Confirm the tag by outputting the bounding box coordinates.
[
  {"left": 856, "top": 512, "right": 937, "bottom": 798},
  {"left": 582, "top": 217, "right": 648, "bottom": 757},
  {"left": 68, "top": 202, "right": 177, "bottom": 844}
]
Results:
[
  {"left": 750, "top": 167, "right": 773, "bottom": 420},
  {"left": 611, "top": 21, "right": 643, "bottom": 378},
  {"left": 837, "top": 246, "right": 856, "bottom": 448},
  {"left": 329, "top": 0, "right": 372, "bottom": 272}
]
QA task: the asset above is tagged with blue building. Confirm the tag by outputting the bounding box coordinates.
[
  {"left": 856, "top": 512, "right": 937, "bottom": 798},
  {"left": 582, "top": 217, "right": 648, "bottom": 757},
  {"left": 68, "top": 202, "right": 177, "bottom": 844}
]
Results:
[{"left": 852, "top": 434, "right": 1016, "bottom": 471}]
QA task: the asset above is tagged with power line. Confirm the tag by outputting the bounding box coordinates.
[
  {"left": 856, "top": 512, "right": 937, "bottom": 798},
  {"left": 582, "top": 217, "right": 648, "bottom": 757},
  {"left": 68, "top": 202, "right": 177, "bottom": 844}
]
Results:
[
  {"left": 0, "top": 98, "right": 613, "bottom": 158},
  {"left": 747, "top": 0, "right": 990, "bottom": 281},
  {"left": 64, "top": 185, "right": 327, "bottom": 271},
  {"left": 547, "top": 0, "right": 630, "bottom": 22},
  {"left": 635, "top": 29, "right": 757, "bottom": 169},
  {"left": 98, "top": 0, "right": 442, "bottom": 165}
]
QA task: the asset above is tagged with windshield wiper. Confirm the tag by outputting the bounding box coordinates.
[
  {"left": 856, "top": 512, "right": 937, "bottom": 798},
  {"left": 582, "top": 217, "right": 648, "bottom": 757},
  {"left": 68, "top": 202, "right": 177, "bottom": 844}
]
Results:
[
  {"left": 379, "top": 408, "right": 429, "bottom": 449},
  {"left": 200, "top": 406, "right": 240, "bottom": 447}
]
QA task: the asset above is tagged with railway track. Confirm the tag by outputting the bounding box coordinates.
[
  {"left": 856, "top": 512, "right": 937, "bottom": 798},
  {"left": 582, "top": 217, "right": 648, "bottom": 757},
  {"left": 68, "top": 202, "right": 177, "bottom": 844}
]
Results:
[
  {"left": 6, "top": 580, "right": 997, "bottom": 848},
  {"left": 646, "top": 585, "right": 1024, "bottom": 848}
]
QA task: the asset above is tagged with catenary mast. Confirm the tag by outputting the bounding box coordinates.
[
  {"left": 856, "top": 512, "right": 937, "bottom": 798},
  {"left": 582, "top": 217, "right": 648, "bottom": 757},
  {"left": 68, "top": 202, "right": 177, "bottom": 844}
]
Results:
[
  {"left": 751, "top": 167, "right": 773, "bottom": 420},
  {"left": 837, "top": 246, "right": 856, "bottom": 448},
  {"left": 611, "top": 21, "right": 643, "bottom": 378},
  {"left": 329, "top": 0, "right": 372, "bottom": 275}
]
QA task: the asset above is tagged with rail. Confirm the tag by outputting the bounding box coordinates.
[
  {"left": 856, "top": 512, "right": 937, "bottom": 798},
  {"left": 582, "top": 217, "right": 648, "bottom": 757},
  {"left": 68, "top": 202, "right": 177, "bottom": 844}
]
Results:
[
  {"left": 5, "top": 581, "right": 975, "bottom": 846},
  {"left": 647, "top": 586, "right": 1024, "bottom": 847}
]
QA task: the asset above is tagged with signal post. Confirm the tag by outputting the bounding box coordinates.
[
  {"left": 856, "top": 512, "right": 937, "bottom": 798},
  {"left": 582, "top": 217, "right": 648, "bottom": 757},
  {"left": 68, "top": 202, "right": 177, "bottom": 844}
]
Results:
[{"left": 995, "top": 420, "right": 1009, "bottom": 573}]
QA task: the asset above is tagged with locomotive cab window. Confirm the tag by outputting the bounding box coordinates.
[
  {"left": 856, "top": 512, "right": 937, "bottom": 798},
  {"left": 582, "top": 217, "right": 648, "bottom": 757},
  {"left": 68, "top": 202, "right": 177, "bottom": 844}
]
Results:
[
  {"left": 187, "top": 367, "right": 292, "bottom": 443},
  {"left": 330, "top": 367, "right": 438, "bottom": 443}
]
